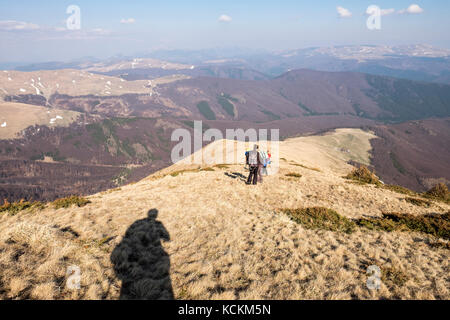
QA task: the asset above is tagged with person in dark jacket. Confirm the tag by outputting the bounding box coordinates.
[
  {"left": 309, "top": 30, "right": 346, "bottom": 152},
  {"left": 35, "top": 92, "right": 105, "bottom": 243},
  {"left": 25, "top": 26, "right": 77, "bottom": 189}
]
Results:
[
  {"left": 245, "top": 150, "right": 250, "bottom": 170},
  {"left": 246, "top": 145, "right": 261, "bottom": 185}
]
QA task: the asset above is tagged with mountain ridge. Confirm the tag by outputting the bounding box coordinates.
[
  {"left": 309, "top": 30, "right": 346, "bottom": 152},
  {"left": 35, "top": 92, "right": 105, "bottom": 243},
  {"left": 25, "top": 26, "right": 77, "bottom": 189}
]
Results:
[{"left": 0, "top": 128, "right": 448, "bottom": 300}]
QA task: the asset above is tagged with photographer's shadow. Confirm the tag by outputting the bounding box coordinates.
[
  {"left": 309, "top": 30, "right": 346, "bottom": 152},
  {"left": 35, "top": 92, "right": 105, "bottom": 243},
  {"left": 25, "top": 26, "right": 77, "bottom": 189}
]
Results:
[{"left": 110, "top": 209, "right": 174, "bottom": 300}]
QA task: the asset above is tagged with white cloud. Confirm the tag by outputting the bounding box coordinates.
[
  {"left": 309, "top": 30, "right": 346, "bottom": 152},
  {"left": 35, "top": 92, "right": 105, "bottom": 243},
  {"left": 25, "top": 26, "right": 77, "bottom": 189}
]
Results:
[
  {"left": 0, "top": 19, "right": 114, "bottom": 42},
  {"left": 381, "top": 8, "right": 396, "bottom": 16},
  {"left": 218, "top": 14, "right": 232, "bottom": 23},
  {"left": 399, "top": 4, "right": 424, "bottom": 14},
  {"left": 0, "top": 20, "right": 40, "bottom": 31},
  {"left": 337, "top": 6, "right": 352, "bottom": 18},
  {"left": 365, "top": 7, "right": 395, "bottom": 16},
  {"left": 120, "top": 18, "right": 136, "bottom": 24}
]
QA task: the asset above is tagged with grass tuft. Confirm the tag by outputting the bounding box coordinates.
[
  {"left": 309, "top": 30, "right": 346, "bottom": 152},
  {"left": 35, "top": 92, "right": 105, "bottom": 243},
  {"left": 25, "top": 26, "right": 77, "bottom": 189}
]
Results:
[
  {"left": 345, "top": 165, "right": 381, "bottom": 186},
  {"left": 428, "top": 240, "right": 450, "bottom": 250},
  {"left": 169, "top": 168, "right": 199, "bottom": 177},
  {"left": 404, "top": 197, "right": 432, "bottom": 207},
  {"left": 100, "top": 188, "right": 122, "bottom": 195},
  {"left": 290, "top": 162, "right": 321, "bottom": 172},
  {"left": 170, "top": 167, "right": 216, "bottom": 177},
  {"left": 0, "top": 199, "right": 45, "bottom": 216},
  {"left": 281, "top": 207, "right": 356, "bottom": 234},
  {"left": 382, "top": 266, "right": 409, "bottom": 287},
  {"left": 381, "top": 184, "right": 417, "bottom": 196},
  {"left": 52, "top": 196, "right": 91, "bottom": 209},
  {"left": 356, "top": 216, "right": 403, "bottom": 233},
  {"left": 214, "top": 164, "right": 230, "bottom": 169},
  {"left": 422, "top": 183, "right": 450, "bottom": 205},
  {"left": 357, "top": 212, "right": 449, "bottom": 240},
  {"left": 345, "top": 180, "right": 368, "bottom": 186},
  {"left": 285, "top": 172, "right": 302, "bottom": 178}
]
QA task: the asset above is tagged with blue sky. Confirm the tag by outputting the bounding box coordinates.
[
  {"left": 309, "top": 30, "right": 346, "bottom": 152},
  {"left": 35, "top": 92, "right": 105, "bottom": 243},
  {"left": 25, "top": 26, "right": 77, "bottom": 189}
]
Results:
[{"left": 0, "top": 0, "right": 449, "bottom": 63}]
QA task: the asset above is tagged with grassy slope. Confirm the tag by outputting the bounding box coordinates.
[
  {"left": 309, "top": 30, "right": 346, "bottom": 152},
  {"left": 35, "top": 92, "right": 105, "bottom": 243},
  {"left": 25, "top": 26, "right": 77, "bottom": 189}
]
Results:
[
  {"left": 365, "top": 74, "right": 450, "bottom": 121},
  {"left": 0, "top": 69, "right": 189, "bottom": 99},
  {"left": 0, "top": 129, "right": 448, "bottom": 300},
  {"left": 0, "top": 102, "right": 80, "bottom": 139}
]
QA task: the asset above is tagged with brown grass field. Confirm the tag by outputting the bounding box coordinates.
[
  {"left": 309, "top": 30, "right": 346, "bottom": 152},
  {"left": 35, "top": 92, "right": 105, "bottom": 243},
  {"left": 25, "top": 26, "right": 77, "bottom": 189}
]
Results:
[
  {"left": 0, "top": 69, "right": 189, "bottom": 99},
  {"left": 83, "top": 57, "right": 192, "bottom": 73},
  {"left": 0, "top": 102, "right": 80, "bottom": 139},
  {"left": 0, "top": 129, "right": 448, "bottom": 300}
]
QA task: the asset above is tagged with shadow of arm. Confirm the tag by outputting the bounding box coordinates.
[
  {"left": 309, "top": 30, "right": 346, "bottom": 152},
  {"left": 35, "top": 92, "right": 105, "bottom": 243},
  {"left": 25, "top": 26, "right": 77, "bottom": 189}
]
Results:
[{"left": 159, "top": 223, "right": 171, "bottom": 242}]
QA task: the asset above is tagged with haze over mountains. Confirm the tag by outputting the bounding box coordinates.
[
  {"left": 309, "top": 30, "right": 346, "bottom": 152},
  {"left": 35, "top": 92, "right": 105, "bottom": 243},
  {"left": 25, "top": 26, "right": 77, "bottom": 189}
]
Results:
[
  {"left": 1, "top": 44, "right": 450, "bottom": 201},
  {"left": 13, "top": 45, "right": 450, "bottom": 84}
]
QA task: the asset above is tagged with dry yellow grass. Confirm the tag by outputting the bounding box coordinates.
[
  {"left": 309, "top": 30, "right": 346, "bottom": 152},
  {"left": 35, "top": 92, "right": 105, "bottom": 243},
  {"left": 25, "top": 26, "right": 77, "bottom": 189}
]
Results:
[
  {"left": 83, "top": 58, "right": 192, "bottom": 73},
  {"left": 0, "top": 129, "right": 448, "bottom": 300},
  {"left": 0, "top": 102, "right": 80, "bottom": 139},
  {"left": 280, "top": 128, "right": 377, "bottom": 175},
  {"left": 0, "top": 69, "right": 189, "bottom": 99}
]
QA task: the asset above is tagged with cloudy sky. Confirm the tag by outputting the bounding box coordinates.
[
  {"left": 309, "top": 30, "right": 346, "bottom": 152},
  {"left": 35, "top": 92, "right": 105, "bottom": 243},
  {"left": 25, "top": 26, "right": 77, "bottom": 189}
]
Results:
[{"left": 0, "top": 0, "right": 448, "bottom": 63}]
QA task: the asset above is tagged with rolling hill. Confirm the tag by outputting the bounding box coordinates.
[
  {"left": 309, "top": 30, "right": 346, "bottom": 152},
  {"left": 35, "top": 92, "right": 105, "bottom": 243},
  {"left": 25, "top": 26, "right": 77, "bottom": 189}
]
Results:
[
  {"left": 1, "top": 67, "right": 449, "bottom": 200},
  {"left": 271, "top": 70, "right": 450, "bottom": 121},
  {"left": 4, "top": 68, "right": 450, "bottom": 123},
  {"left": 0, "top": 116, "right": 194, "bottom": 201},
  {"left": 0, "top": 102, "right": 80, "bottom": 139},
  {"left": 85, "top": 69, "right": 449, "bottom": 122},
  {"left": 144, "top": 45, "right": 450, "bottom": 84},
  {"left": 0, "top": 128, "right": 448, "bottom": 300},
  {"left": 0, "top": 69, "right": 188, "bottom": 101},
  {"left": 369, "top": 118, "right": 450, "bottom": 191}
]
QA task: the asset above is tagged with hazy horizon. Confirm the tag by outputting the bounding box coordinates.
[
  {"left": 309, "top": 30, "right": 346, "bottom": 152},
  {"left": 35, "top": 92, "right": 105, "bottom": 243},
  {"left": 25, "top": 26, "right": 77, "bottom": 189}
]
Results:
[{"left": 1, "top": 0, "right": 450, "bottom": 64}]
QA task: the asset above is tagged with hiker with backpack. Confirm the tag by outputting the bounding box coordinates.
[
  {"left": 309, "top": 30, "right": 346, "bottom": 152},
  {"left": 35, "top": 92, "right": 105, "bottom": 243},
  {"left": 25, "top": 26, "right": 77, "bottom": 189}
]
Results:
[
  {"left": 261, "top": 150, "right": 269, "bottom": 176},
  {"left": 244, "top": 150, "right": 250, "bottom": 170},
  {"left": 258, "top": 150, "right": 267, "bottom": 182},
  {"left": 246, "top": 145, "right": 261, "bottom": 185},
  {"left": 262, "top": 149, "right": 272, "bottom": 176}
]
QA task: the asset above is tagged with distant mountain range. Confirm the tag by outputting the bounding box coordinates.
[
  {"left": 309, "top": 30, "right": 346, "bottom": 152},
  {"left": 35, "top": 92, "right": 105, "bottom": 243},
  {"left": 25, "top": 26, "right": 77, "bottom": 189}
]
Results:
[
  {"left": 4, "top": 68, "right": 450, "bottom": 123},
  {"left": 10, "top": 45, "right": 450, "bottom": 84},
  {"left": 1, "top": 48, "right": 450, "bottom": 200}
]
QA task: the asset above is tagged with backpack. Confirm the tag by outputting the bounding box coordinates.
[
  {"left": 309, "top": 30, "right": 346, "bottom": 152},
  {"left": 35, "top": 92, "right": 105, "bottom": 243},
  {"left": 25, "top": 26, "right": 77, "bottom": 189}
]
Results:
[
  {"left": 260, "top": 151, "right": 268, "bottom": 167},
  {"left": 248, "top": 150, "right": 258, "bottom": 166}
]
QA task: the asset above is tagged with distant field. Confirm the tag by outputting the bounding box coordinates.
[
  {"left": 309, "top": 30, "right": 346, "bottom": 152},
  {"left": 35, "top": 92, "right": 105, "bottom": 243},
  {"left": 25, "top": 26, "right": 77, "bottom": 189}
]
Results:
[
  {"left": 0, "top": 69, "right": 189, "bottom": 99},
  {"left": 284, "top": 128, "right": 377, "bottom": 170},
  {"left": 83, "top": 58, "right": 192, "bottom": 73},
  {"left": 174, "top": 128, "right": 376, "bottom": 176},
  {"left": 0, "top": 102, "right": 80, "bottom": 139}
]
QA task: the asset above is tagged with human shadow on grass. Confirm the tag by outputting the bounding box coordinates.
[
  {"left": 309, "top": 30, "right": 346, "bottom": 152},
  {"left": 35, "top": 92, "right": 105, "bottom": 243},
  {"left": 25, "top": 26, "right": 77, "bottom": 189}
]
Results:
[
  {"left": 110, "top": 209, "right": 174, "bottom": 300},
  {"left": 224, "top": 172, "right": 247, "bottom": 182}
]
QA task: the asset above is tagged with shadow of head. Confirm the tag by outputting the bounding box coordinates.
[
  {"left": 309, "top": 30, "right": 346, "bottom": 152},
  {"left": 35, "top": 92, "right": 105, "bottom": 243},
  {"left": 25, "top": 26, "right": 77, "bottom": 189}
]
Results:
[{"left": 110, "top": 209, "right": 174, "bottom": 300}]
